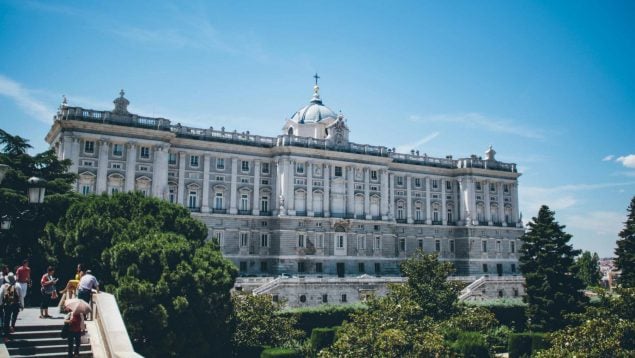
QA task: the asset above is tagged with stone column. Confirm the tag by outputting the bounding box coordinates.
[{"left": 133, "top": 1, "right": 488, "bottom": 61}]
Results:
[
  {"left": 364, "top": 168, "right": 371, "bottom": 220},
  {"left": 324, "top": 164, "right": 330, "bottom": 217},
  {"left": 230, "top": 157, "right": 238, "bottom": 214},
  {"left": 202, "top": 154, "right": 211, "bottom": 213},
  {"left": 498, "top": 182, "right": 505, "bottom": 226},
  {"left": 469, "top": 178, "right": 477, "bottom": 226},
  {"left": 177, "top": 152, "right": 186, "bottom": 206},
  {"left": 388, "top": 173, "right": 395, "bottom": 219},
  {"left": 96, "top": 140, "right": 109, "bottom": 194},
  {"left": 70, "top": 138, "right": 80, "bottom": 191},
  {"left": 441, "top": 178, "right": 447, "bottom": 225},
  {"left": 347, "top": 166, "right": 355, "bottom": 217},
  {"left": 511, "top": 182, "right": 519, "bottom": 227},
  {"left": 459, "top": 177, "right": 467, "bottom": 225},
  {"left": 380, "top": 170, "right": 389, "bottom": 220},
  {"left": 252, "top": 160, "right": 261, "bottom": 215},
  {"left": 307, "top": 162, "right": 314, "bottom": 216},
  {"left": 151, "top": 144, "right": 169, "bottom": 199},
  {"left": 286, "top": 159, "right": 295, "bottom": 214},
  {"left": 425, "top": 177, "right": 432, "bottom": 224},
  {"left": 406, "top": 175, "right": 413, "bottom": 223},
  {"left": 453, "top": 180, "right": 459, "bottom": 224},
  {"left": 125, "top": 143, "right": 137, "bottom": 192},
  {"left": 484, "top": 180, "right": 491, "bottom": 225},
  {"left": 274, "top": 159, "right": 283, "bottom": 216}
]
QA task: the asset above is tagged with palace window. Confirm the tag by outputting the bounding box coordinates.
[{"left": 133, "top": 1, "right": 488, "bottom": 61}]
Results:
[
  {"left": 374, "top": 236, "right": 381, "bottom": 250},
  {"left": 190, "top": 155, "right": 199, "bottom": 167},
  {"left": 341, "top": 294, "right": 347, "bottom": 303},
  {"left": 432, "top": 179, "right": 439, "bottom": 189},
  {"left": 214, "top": 192, "right": 224, "bottom": 209},
  {"left": 482, "top": 264, "right": 488, "bottom": 273},
  {"left": 414, "top": 178, "right": 421, "bottom": 188},
  {"left": 260, "top": 196, "right": 269, "bottom": 212},
  {"left": 334, "top": 166, "right": 342, "bottom": 177},
  {"left": 475, "top": 181, "right": 482, "bottom": 191},
  {"left": 399, "top": 238, "right": 406, "bottom": 251},
  {"left": 168, "top": 152, "right": 177, "bottom": 165},
  {"left": 504, "top": 184, "right": 510, "bottom": 193},
  {"left": 396, "top": 176, "right": 404, "bottom": 186},
  {"left": 296, "top": 162, "right": 305, "bottom": 174},
  {"left": 374, "top": 263, "right": 381, "bottom": 274},
  {"left": 260, "top": 233, "right": 269, "bottom": 247},
  {"left": 337, "top": 235, "right": 345, "bottom": 249},
  {"left": 298, "top": 262, "right": 305, "bottom": 273},
  {"left": 450, "top": 240, "right": 455, "bottom": 253},
  {"left": 418, "top": 239, "right": 423, "bottom": 249},
  {"left": 168, "top": 187, "right": 176, "bottom": 203},
  {"left": 446, "top": 180, "right": 452, "bottom": 190},
  {"left": 261, "top": 162, "right": 269, "bottom": 174},
  {"left": 414, "top": 204, "right": 423, "bottom": 221},
  {"left": 322, "top": 294, "right": 328, "bottom": 303},
  {"left": 84, "top": 140, "right": 95, "bottom": 154},
  {"left": 510, "top": 241, "right": 516, "bottom": 253},
  {"left": 216, "top": 158, "right": 225, "bottom": 170},
  {"left": 112, "top": 144, "right": 123, "bottom": 156},
  {"left": 370, "top": 170, "right": 378, "bottom": 180},
  {"left": 358, "top": 262, "right": 365, "bottom": 273},
  {"left": 315, "top": 262, "right": 323, "bottom": 273},
  {"left": 260, "top": 261, "right": 268, "bottom": 272},
  {"left": 239, "top": 232, "right": 249, "bottom": 247},
  {"left": 241, "top": 160, "right": 250, "bottom": 172},
  {"left": 496, "top": 240, "right": 501, "bottom": 252},
  {"left": 239, "top": 262, "right": 247, "bottom": 272},
  {"left": 357, "top": 235, "right": 366, "bottom": 250},
  {"left": 511, "top": 263, "right": 516, "bottom": 273},
  {"left": 213, "top": 231, "right": 224, "bottom": 246},
  {"left": 490, "top": 183, "right": 496, "bottom": 192},
  {"left": 81, "top": 185, "right": 91, "bottom": 195},
  {"left": 140, "top": 146, "right": 150, "bottom": 159},
  {"left": 240, "top": 194, "right": 249, "bottom": 211},
  {"left": 298, "top": 234, "right": 305, "bottom": 248},
  {"left": 482, "top": 240, "right": 488, "bottom": 252},
  {"left": 396, "top": 202, "right": 405, "bottom": 220},
  {"left": 215, "top": 176, "right": 224, "bottom": 181},
  {"left": 435, "top": 239, "right": 441, "bottom": 252},
  {"left": 188, "top": 191, "right": 198, "bottom": 208}
]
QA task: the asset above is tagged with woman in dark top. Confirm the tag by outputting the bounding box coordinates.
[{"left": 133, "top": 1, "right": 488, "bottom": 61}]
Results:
[{"left": 39, "top": 266, "right": 58, "bottom": 318}]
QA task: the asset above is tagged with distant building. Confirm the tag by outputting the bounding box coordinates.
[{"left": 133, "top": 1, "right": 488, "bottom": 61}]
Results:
[{"left": 45, "top": 80, "right": 525, "bottom": 304}]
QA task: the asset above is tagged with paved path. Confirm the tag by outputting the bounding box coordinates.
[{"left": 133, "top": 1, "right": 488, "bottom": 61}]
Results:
[{"left": 11, "top": 307, "right": 67, "bottom": 328}]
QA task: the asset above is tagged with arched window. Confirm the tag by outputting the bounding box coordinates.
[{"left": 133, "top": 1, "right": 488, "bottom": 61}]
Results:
[
  {"left": 396, "top": 201, "right": 405, "bottom": 220},
  {"left": 414, "top": 201, "right": 423, "bottom": 221},
  {"left": 288, "top": 127, "right": 294, "bottom": 136},
  {"left": 214, "top": 192, "right": 224, "bottom": 209}
]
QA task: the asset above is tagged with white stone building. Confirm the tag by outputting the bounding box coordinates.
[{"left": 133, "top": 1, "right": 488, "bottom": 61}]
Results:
[{"left": 45, "top": 83, "right": 524, "bottom": 283}]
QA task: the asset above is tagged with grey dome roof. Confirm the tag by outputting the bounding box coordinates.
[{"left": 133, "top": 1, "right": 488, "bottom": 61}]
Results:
[{"left": 290, "top": 85, "right": 337, "bottom": 124}]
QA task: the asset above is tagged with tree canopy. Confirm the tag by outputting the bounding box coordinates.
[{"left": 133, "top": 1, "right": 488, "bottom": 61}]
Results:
[
  {"left": 616, "top": 196, "right": 635, "bottom": 287},
  {"left": 519, "top": 205, "right": 587, "bottom": 332},
  {"left": 574, "top": 250, "right": 601, "bottom": 288},
  {"left": 42, "top": 192, "right": 237, "bottom": 357}
]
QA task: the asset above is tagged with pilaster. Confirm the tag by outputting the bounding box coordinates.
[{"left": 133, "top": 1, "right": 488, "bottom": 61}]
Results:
[
  {"left": 347, "top": 166, "right": 355, "bottom": 216},
  {"left": 425, "top": 177, "right": 432, "bottom": 224},
  {"left": 202, "top": 154, "right": 211, "bottom": 213},
  {"left": 307, "top": 162, "right": 313, "bottom": 216},
  {"left": 230, "top": 157, "right": 238, "bottom": 215},
  {"left": 441, "top": 178, "right": 447, "bottom": 225},
  {"left": 252, "top": 160, "right": 261, "bottom": 216},
  {"left": 406, "top": 175, "right": 413, "bottom": 223},
  {"left": 125, "top": 143, "right": 137, "bottom": 192},
  {"left": 177, "top": 152, "right": 186, "bottom": 206},
  {"left": 484, "top": 180, "right": 492, "bottom": 225},
  {"left": 364, "top": 168, "right": 371, "bottom": 220},
  {"left": 96, "top": 140, "right": 109, "bottom": 194},
  {"left": 152, "top": 144, "right": 169, "bottom": 199},
  {"left": 380, "top": 170, "right": 388, "bottom": 220},
  {"left": 324, "top": 164, "right": 330, "bottom": 217}
]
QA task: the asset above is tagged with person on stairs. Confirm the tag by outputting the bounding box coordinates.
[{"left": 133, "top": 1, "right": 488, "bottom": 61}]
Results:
[
  {"left": 40, "top": 266, "right": 58, "bottom": 318},
  {"left": 0, "top": 273, "right": 23, "bottom": 337}
]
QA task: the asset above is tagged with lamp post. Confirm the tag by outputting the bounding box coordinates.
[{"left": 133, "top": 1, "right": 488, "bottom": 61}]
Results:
[{"left": 27, "top": 177, "right": 47, "bottom": 204}]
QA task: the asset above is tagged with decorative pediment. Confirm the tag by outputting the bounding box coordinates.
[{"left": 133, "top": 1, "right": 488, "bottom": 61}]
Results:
[
  {"left": 187, "top": 183, "right": 200, "bottom": 190},
  {"left": 79, "top": 171, "right": 96, "bottom": 178},
  {"left": 107, "top": 173, "right": 124, "bottom": 179},
  {"left": 136, "top": 176, "right": 152, "bottom": 182}
]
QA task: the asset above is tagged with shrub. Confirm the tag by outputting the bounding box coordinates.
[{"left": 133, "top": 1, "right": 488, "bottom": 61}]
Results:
[
  {"left": 260, "top": 347, "right": 301, "bottom": 358},
  {"left": 509, "top": 332, "right": 547, "bottom": 358},
  {"left": 451, "top": 332, "right": 490, "bottom": 358},
  {"left": 279, "top": 304, "right": 366, "bottom": 335},
  {"left": 310, "top": 327, "right": 338, "bottom": 352},
  {"left": 468, "top": 299, "right": 528, "bottom": 332},
  {"left": 486, "top": 325, "right": 513, "bottom": 353}
]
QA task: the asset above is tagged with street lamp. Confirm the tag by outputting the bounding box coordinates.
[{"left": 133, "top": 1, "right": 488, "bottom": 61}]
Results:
[
  {"left": 27, "top": 177, "right": 47, "bottom": 204},
  {"left": 0, "top": 164, "right": 9, "bottom": 184}
]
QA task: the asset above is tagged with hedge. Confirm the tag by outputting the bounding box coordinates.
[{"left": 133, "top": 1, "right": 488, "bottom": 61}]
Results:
[
  {"left": 260, "top": 347, "right": 301, "bottom": 358},
  {"left": 451, "top": 332, "right": 490, "bottom": 358},
  {"left": 279, "top": 304, "right": 366, "bottom": 334},
  {"left": 310, "top": 327, "right": 339, "bottom": 352},
  {"left": 467, "top": 299, "right": 528, "bottom": 332},
  {"left": 508, "top": 332, "right": 549, "bottom": 358}
]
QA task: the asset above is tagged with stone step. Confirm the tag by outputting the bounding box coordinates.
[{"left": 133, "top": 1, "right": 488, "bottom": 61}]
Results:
[
  {"left": 7, "top": 343, "right": 91, "bottom": 355},
  {"left": 7, "top": 337, "right": 72, "bottom": 347},
  {"left": 8, "top": 330, "right": 61, "bottom": 340},
  {"left": 9, "top": 352, "right": 92, "bottom": 358}
]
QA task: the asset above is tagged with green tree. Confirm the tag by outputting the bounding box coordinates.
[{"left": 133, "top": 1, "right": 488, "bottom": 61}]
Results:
[
  {"left": 519, "top": 205, "right": 587, "bottom": 332},
  {"left": 231, "top": 293, "right": 303, "bottom": 351},
  {"left": 574, "top": 250, "right": 601, "bottom": 287},
  {"left": 43, "top": 193, "right": 237, "bottom": 357},
  {"left": 615, "top": 196, "right": 635, "bottom": 287}
]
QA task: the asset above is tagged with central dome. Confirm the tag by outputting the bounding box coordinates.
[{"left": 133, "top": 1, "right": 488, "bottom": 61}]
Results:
[{"left": 290, "top": 85, "right": 337, "bottom": 124}]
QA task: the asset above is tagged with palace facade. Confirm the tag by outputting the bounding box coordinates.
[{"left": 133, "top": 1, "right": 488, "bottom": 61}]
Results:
[{"left": 45, "top": 83, "right": 524, "bottom": 278}]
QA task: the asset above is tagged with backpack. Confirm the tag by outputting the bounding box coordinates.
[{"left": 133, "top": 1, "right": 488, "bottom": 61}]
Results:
[{"left": 3, "top": 284, "right": 19, "bottom": 306}]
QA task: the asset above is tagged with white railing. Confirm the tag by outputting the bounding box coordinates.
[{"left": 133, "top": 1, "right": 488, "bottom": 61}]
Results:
[{"left": 92, "top": 293, "right": 143, "bottom": 358}]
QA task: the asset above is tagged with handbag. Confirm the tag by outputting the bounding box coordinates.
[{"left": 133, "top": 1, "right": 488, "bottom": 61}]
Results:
[{"left": 61, "top": 322, "right": 70, "bottom": 339}]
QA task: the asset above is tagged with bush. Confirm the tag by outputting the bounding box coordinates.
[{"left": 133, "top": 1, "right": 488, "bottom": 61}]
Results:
[
  {"left": 486, "top": 325, "right": 513, "bottom": 353},
  {"left": 509, "top": 333, "right": 547, "bottom": 358},
  {"left": 234, "top": 345, "right": 265, "bottom": 357},
  {"left": 310, "top": 327, "right": 338, "bottom": 352},
  {"left": 279, "top": 304, "right": 365, "bottom": 335},
  {"left": 451, "top": 332, "right": 490, "bottom": 358},
  {"left": 468, "top": 299, "right": 527, "bottom": 331},
  {"left": 260, "top": 347, "right": 301, "bottom": 358}
]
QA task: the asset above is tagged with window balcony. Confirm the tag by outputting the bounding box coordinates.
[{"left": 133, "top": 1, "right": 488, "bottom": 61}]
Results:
[
  {"left": 237, "top": 210, "right": 251, "bottom": 216},
  {"left": 432, "top": 220, "right": 443, "bottom": 225},
  {"left": 212, "top": 208, "right": 227, "bottom": 214},
  {"left": 395, "top": 219, "right": 407, "bottom": 224},
  {"left": 313, "top": 212, "right": 324, "bottom": 217},
  {"left": 295, "top": 211, "right": 307, "bottom": 216},
  {"left": 188, "top": 207, "right": 201, "bottom": 213},
  {"left": 414, "top": 220, "right": 426, "bottom": 225},
  {"left": 259, "top": 211, "right": 272, "bottom": 216}
]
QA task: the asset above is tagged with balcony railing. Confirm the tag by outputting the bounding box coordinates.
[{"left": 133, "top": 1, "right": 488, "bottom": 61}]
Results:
[
  {"left": 237, "top": 210, "right": 251, "bottom": 216},
  {"left": 295, "top": 211, "right": 307, "bottom": 216},
  {"left": 414, "top": 220, "right": 426, "bottom": 225},
  {"left": 259, "top": 211, "right": 272, "bottom": 216},
  {"left": 212, "top": 208, "right": 227, "bottom": 214},
  {"left": 395, "top": 219, "right": 407, "bottom": 224},
  {"left": 188, "top": 207, "right": 201, "bottom": 212},
  {"left": 432, "top": 220, "right": 443, "bottom": 225}
]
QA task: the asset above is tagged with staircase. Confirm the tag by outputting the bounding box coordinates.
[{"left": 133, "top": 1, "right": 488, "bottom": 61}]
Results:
[
  {"left": 5, "top": 324, "right": 92, "bottom": 357},
  {"left": 2, "top": 308, "right": 92, "bottom": 358}
]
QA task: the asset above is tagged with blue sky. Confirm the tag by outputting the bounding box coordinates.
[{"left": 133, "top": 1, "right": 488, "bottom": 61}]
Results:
[{"left": 0, "top": 0, "right": 633, "bottom": 257}]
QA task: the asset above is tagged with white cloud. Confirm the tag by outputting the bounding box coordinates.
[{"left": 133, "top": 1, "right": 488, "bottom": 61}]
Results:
[
  {"left": 395, "top": 132, "right": 440, "bottom": 154},
  {"left": 0, "top": 74, "right": 54, "bottom": 124},
  {"left": 617, "top": 154, "right": 635, "bottom": 169},
  {"left": 564, "top": 211, "right": 623, "bottom": 238},
  {"left": 602, "top": 155, "right": 615, "bottom": 161},
  {"left": 409, "top": 112, "right": 545, "bottom": 139}
]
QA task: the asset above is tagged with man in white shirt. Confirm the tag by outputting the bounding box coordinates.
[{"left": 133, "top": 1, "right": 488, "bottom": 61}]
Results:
[
  {"left": 77, "top": 270, "right": 99, "bottom": 304},
  {"left": 0, "top": 273, "right": 23, "bottom": 335}
]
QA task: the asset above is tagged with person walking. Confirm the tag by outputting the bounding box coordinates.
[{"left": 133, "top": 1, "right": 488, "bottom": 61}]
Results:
[
  {"left": 15, "top": 260, "right": 31, "bottom": 307},
  {"left": 77, "top": 269, "right": 98, "bottom": 304},
  {"left": 0, "top": 265, "right": 8, "bottom": 329},
  {"left": 40, "top": 266, "right": 58, "bottom": 318},
  {"left": 0, "top": 273, "right": 23, "bottom": 336},
  {"left": 64, "top": 310, "right": 83, "bottom": 358}
]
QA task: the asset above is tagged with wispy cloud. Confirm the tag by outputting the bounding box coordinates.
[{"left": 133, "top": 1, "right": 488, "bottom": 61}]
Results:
[
  {"left": 409, "top": 113, "right": 545, "bottom": 139},
  {"left": 0, "top": 75, "right": 54, "bottom": 124},
  {"left": 395, "top": 131, "right": 440, "bottom": 153},
  {"left": 520, "top": 181, "right": 635, "bottom": 217},
  {"left": 616, "top": 154, "right": 635, "bottom": 169},
  {"left": 603, "top": 155, "right": 615, "bottom": 161},
  {"left": 564, "top": 211, "right": 623, "bottom": 238}
]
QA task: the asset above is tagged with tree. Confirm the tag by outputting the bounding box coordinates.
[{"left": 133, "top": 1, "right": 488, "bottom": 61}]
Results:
[
  {"left": 231, "top": 293, "right": 303, "bottom": 351},
  {"left": 519, "top": 205, "right": 587, "bottom": 332},
  {"left": 616, "top": 196, "right": 635, "bottom": 287},
  {"left": 574, "top": 251, "right": 601, "bottom": 288},
  {"left": 42, "top": 193, "right": 237, "bottom": 357}
]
